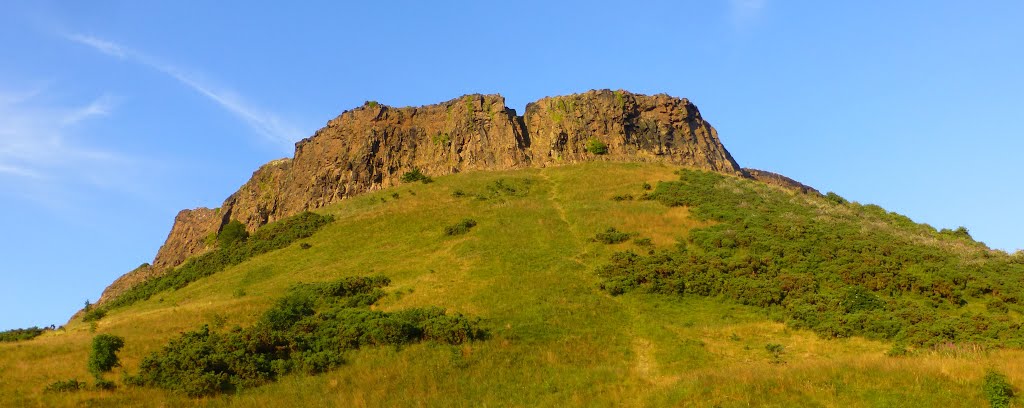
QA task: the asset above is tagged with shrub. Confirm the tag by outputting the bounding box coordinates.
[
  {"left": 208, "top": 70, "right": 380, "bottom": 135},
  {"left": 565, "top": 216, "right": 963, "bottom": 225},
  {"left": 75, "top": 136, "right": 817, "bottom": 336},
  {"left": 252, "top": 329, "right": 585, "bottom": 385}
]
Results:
[
  {"left": 43, "top": 379, "right": 85, "bottom": 393},
  {"left": 983, "top": 370, "right": 1014, "bottom": 408},
  {"left": 88, "top": 334, "right": 125, "bottom": 379},
  {"left": 765, "top": 343, "right": 785, "bottom": 363},
  {"left": 126, "top": 275, "right": 485, "bottom": 397},
  {"left": 400, "top": 168, "right": 433, "bottom": 184},
  {"left": 95, "top": 212, "right": 334, "bottom": 317},
  {"left": 299, "top": 242, "right": 313, "bottom": 250},
  {"left": 825, "top": 191, "right": 847, "bottom": 204},
  {"left": 593, "top": 227, "right": 632, "bottom": 244},
  {"left": 82, "top": 308, "right": 107, "bottom": 322},
  {"left": 611, "top": 194, "right": 634, "bottom": 201},
  {"left": 596, "top": 169, "right": 1024, "bottom": 347},
  {"left": 642, "top": 182, "right": 652, "bottom": 190},
  {"left": 218, "top": 220, "right": 249, "bottom": 247},
  {"left": 586, "top": 139, "right": 608, "bottom": 155},
  {"left": 0, "top": 326, "right": 47, "bottom": 342},
  {"left": 445, "top": 219, "right": 478, "bottom": 236}
]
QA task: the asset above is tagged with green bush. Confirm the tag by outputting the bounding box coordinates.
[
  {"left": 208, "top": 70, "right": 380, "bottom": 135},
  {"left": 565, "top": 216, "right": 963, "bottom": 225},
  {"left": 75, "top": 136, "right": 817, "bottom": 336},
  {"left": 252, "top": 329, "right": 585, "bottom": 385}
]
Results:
[
  {"left": 445, "top": 219, "right": 478, "bottom": 236},
  {"left": 586, "top": 139, "right": 608, "bottom": 155},
  {"left": 593, "top": 227, "right": 632, "bottom": 244},
  {"left": 126, "top": 275, "right": 485, "bottom": 397},
  {"left": 983, "top": 370, "right": 1014, "bottom": 408},
  {"left": 218, "top": 220, "right": 249, "bottom": 247},
  {"left": 88, "top": 334, "right": 125, "bottom": 379},
  {"left": 0, "top": 326, "right": 47, "bottom": 342},
  {"left": 400, "top": 168, "right": 433, "bottom": 184},
  {"left": 596, "top": 169, "right": 1024, "bottom": 347},
  {"left": 90, "top": 212, "right": 335, "bottom": 320},
  {"left": 43, "top": 379, "right": 85, "bottom": 393}
]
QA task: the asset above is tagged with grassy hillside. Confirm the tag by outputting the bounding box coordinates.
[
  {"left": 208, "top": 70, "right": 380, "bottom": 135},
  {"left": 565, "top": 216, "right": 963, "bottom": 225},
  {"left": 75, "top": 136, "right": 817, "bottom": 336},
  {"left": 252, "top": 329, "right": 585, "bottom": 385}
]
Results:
[{"left": 2, "top": 162, "right": 1023, "bottom": 407}]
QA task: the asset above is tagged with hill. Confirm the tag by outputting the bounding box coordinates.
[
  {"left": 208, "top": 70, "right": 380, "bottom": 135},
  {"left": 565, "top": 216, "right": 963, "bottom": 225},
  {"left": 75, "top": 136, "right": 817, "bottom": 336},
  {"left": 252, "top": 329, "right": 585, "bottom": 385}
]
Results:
[{"left": 3, "top": 161, "right": 1024, "bottom": 407}]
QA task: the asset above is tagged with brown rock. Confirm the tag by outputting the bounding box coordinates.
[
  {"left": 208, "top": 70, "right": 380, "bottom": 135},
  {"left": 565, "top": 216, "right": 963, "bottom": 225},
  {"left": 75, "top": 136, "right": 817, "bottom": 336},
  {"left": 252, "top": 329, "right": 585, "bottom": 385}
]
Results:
[
  {"left": 743, "top": 168, "right": 820, "bottom": 195},
  {"left": 96, "top": 90, "right": 750, "bottom": 304}
]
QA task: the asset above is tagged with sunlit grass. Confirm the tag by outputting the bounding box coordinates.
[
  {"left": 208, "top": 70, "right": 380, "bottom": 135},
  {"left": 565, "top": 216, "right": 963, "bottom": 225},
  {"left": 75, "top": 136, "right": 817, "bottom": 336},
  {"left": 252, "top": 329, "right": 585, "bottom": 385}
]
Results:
[{"left": 0, "top": 162, "right": 1015, "bottom": 407}]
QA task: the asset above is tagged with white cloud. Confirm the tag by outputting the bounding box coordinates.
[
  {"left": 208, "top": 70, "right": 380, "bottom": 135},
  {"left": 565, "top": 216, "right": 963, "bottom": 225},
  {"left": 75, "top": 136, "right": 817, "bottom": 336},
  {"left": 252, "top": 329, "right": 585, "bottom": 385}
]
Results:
[
  {"left": 67, "top": 33, "right": 301, "bottom": 149},
  {"left": 67, "top": 34, "right": 126, "bottom": 58},
  {"left": 0, "top": 87, "right": 132, "bottom": 206}
]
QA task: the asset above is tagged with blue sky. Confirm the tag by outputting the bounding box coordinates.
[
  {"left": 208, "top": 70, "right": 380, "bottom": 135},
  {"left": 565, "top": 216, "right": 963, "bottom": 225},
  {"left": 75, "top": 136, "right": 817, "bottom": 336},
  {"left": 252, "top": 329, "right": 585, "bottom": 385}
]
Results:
[{"left": 1, "top": 1, "right": 1022, "bottom": 330}]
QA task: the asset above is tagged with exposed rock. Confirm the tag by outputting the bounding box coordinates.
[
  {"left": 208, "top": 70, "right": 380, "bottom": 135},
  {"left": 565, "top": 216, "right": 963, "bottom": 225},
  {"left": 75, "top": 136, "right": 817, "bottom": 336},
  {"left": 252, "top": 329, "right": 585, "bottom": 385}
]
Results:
[
  {"left": 97, "top": 207, "right": 220, "bottom": 304},
  {"left": 524, "top": 90, "right": 743, "bottom": 174},
  {"left": 97, "top": 90, "right": 751, "bottom": 304},
  {"left": 743, "top": 168, "right": 820, "bottom": 195}
]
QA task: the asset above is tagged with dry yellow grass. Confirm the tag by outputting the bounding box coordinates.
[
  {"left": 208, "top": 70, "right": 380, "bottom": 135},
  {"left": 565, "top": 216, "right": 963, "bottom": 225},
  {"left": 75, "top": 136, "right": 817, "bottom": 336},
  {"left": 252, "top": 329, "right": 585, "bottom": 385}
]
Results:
[{"left": 0, "top": 162, "right": 1016, "bottom": 407}]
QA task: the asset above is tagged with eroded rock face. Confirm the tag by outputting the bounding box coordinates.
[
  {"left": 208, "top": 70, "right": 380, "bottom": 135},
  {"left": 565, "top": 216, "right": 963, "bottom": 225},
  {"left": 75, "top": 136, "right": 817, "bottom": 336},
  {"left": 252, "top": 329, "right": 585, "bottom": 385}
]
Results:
[
  {"left": 524, "top": 90, "right": 743, "bottom": 174},
  {"left": 97, "top": 90, "right": 747, "bottom": 304},
  {"left": 744, "top": 168, "right": 821, "bottom": 195},
  {"left": 98, "top": 207, "right": 221, "bottom": 303}
]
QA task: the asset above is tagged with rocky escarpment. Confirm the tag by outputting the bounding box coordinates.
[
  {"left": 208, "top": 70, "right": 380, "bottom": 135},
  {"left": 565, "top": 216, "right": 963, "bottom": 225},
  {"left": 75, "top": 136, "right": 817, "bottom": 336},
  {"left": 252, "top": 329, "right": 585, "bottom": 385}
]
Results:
[
  {"left": 97, "top": 89, "right": 748, "bottom": 304},
  {"left": 744, "top": 168, "right": 820, "bottom": 195}
]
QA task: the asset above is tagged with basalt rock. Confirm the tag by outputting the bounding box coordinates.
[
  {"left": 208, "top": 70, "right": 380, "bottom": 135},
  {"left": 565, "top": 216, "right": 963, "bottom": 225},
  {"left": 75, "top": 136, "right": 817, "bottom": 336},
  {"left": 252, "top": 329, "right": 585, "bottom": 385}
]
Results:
[
  {"left": 743, "top": 168, "right": 820, "bottom": 195},
  {"left": 96, "top": 90, "right": 747, "bottom": 304}
]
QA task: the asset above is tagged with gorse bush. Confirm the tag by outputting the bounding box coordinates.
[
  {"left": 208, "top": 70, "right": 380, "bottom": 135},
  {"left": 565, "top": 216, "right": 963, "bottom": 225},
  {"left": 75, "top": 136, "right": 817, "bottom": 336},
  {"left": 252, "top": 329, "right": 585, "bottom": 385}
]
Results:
[
  {"left": 0, "top": 326, "right": 47, "bottom": 342},
  {"left": 592, "top": 227, "right": 632, "bottom": 244},
  {"left": 400, "top": 168, "right": 433, "bottom": 184},
  {"left": 125, "top": 275, "right": 486, "bottom": 397},
  {"left": 88, "top": 212, "right": 334, "bottom": 321},
  {"left": 445, "top": 219, "right": 478, "bottom": 236},
  {"left": 586, "top": 139, "right": 608, "bottom": 155},
  {"left": 597, "top": 170, "right": 1024, "bottom": 347},
  {"left": 217, "top": 220, "right": 249, "bottom": 247},
  {"left": 43, "top": 379, "right": 85, "bottom": 393}
]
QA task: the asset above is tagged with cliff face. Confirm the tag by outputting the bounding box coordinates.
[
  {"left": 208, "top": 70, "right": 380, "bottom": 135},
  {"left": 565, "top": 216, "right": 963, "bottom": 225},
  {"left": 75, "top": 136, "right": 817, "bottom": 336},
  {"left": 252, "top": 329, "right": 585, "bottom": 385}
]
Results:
[{"left": 97, "top": 89, "right": 745, "bottom": 304}]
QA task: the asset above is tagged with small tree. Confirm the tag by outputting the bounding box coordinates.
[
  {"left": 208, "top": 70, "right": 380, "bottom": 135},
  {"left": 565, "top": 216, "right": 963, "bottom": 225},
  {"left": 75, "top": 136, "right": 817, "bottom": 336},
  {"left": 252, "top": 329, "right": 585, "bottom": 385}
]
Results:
[
  {"left": 218, "top": 220, "right": 249, "bottom": 247},
  {"left": 88, "top": 334, "right": 125, "bottom": 380}
]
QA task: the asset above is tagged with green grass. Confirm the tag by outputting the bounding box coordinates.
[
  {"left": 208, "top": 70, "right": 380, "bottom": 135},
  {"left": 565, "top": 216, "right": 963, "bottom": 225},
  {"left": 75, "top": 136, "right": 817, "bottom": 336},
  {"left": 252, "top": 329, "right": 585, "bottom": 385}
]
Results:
[{"left": 1, "top": 162, "right": 1020, "bottom": 407}]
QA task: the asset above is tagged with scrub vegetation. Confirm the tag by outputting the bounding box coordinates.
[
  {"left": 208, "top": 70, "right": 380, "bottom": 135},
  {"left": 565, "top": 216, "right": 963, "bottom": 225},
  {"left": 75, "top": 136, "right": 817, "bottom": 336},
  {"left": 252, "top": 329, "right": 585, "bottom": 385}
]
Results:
[{"left": 4, "top": 162, "right": 1023, "bottom": 407}]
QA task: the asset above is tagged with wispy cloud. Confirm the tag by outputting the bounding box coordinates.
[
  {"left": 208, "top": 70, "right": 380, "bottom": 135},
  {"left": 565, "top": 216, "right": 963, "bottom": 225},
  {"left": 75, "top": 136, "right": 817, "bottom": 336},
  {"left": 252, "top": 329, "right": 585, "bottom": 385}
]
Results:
[
  {"left": 66, "top": 33, "right": 301, "bottom": 149},
  {"left": 0, "top": 86, "right": 134, "bottom": 207},
  {"left": 729, "top": 0, "right": 767, "bottom": 28}
]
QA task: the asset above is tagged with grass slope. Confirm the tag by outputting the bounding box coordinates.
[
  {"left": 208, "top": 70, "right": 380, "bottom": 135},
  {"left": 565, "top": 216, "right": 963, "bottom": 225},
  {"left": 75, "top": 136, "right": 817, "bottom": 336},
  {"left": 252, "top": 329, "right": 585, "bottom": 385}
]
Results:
[{"left": 2, "top": 162, "right": 1022, "bottom": 407}]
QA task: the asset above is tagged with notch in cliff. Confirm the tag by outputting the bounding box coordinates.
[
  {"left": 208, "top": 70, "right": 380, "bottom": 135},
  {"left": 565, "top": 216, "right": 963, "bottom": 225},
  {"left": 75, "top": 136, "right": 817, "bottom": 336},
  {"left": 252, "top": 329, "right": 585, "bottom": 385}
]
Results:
[{"left": 97, "top": 89, "right": 748, "bottom": 304}]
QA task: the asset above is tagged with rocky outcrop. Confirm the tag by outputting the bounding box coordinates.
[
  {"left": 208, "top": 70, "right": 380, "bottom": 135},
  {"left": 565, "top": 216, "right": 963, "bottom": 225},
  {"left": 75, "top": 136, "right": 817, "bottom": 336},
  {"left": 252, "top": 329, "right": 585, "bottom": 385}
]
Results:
[
  {"left": 744, "top": 168, "right": 820, "bottom": 195},
  {"left": 97, "top": 90, "right": 747, "bottom": 304},
  {"left": 524, "top": 90, "right": 743, "bottom": 174}
]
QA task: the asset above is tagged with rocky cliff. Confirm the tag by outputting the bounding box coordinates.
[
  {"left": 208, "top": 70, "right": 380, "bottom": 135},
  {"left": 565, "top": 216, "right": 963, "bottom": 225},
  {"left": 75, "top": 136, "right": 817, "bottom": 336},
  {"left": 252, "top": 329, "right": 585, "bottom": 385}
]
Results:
[{"left": 98, "top": 89, "right": 747, "bottom": 304}]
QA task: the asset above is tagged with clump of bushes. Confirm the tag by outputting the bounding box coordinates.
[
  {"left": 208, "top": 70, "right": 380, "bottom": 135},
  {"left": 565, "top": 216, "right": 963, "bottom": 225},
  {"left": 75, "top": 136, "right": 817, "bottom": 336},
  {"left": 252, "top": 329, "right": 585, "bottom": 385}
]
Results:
[
  {"left": 43, "top": 379, "right": 86, "bottom": 393},
  {"left": 445, "top": 219, "right": 478, "bottom": 236},
  {"left": 124, "top": 275, "right": 486, "bottom": 397},
  {"left": 90, "top": 212, "right": 335, "bottom": 321},
  {"left": 400, "top": 168, "right": 433, "bottom": 184},
  {"left": 0, "top": 326, "right": 48, "bottom": 342},
  {"left": 596, "top": 169, "right": 1024, "bottom": 348},
  {"left": 592, "top": 227, "right": 633, "bottom": 244},
  {"left": 586, "top": 139, "right": 608, "bottom": 155},
  {"left": 611, "top": 194, "right": 634, "bottom": 201}
]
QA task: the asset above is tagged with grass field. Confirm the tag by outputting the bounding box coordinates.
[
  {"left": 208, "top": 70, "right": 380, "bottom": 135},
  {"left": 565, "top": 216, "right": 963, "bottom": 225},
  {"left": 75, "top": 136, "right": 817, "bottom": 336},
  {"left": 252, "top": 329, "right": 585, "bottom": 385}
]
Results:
[{"left": 1, "top": 162, "right": 1019, "bottom": 407}]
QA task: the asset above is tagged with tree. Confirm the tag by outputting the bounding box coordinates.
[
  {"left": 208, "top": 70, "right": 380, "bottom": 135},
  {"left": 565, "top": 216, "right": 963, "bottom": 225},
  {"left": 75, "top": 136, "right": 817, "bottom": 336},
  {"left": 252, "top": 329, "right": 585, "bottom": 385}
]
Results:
[
  {"left": 88, "top": 334, "right": 125, "bottom": 379},
  {"left": 218, "top": 220, "right": 249, "bottom": 247}
]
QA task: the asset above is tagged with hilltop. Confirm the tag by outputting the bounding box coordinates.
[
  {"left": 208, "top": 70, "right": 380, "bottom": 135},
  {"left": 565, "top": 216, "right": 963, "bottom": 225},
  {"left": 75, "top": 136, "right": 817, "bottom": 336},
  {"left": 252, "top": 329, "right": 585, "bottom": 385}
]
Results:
[
  {"left": 99, "top": 90, "right": 746, "bottom": 304},
  {"left": 3, "top": 91, "right": 1023, "bottom": 407}
]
